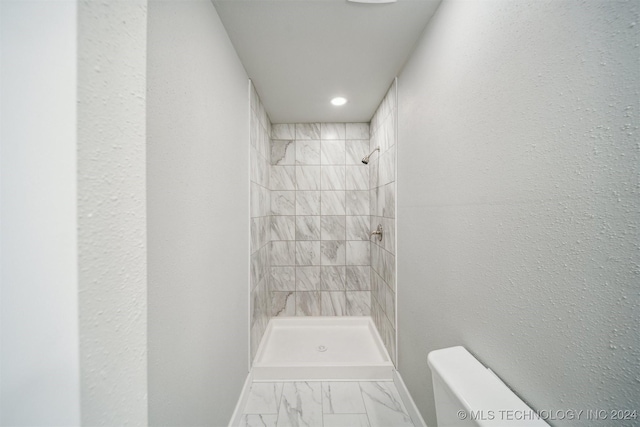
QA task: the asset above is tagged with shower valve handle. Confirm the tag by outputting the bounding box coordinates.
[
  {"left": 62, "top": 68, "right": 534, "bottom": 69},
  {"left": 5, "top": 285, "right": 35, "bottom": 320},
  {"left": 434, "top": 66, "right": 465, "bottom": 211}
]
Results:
[{"left": 371, "top": 224, "right": 383, "bottom": 242}]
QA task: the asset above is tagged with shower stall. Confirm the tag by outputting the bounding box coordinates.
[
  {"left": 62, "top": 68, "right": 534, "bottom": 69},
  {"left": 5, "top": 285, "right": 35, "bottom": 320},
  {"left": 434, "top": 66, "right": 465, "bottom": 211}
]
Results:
[{"left": 248, "top": 79, "right": 399, "bottom": 376}]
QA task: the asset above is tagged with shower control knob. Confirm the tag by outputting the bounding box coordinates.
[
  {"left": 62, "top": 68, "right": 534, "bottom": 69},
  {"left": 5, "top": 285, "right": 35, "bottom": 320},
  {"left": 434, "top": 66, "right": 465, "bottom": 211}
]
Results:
[{"left": 370, "top": 224, "right": 383, "bottom": 242}]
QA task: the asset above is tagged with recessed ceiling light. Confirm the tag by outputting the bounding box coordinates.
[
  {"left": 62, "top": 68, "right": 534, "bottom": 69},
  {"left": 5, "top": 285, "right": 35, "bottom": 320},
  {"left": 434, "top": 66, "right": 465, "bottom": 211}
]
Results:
[{"left": 331, "top": 97, "right": 347, "bottom": 106}]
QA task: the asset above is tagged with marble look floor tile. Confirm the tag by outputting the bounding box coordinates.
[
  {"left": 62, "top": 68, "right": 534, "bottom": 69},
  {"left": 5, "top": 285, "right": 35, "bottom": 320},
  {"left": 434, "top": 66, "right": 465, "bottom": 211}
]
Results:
[
  {"left": 359, "top": 382, "right": 413, "bottom": 427},
  {"left": 320, "top": 292, "right": 346, "bottom": 316},
  {"left": 323, "top": 414, "right": 370, "bottom": 427},
  {"left": 296, "top": 123, "right": 321, "bottom": 140},
  {"left": 244, "top": 383, "right": 284, "bottom": 414},
  {"left": 346, "top": 123, "right": 370, "bottom": 140},
  {"left": 296, "top": 266, "right": 321, "bottom": 291},
  {"left": 320, "top": 266, "right": 346, "bottom": 291},
  {"left": 277, "top": 382, "right": 322, "bottom": 426},
  {"left": 320, "top": 241, "right": 346, "bottom": 266},
  {"left": 321, "top": 123, "right": 346, "bottom": 140},
  {"left": 296, "top": 191, "right": 321, "bottom": 215},
  {"left": 321, "top": 191, "right": 346, "bottom": 215},
  {"left": 272, "top": 192, "right": 296, "bottom": 215},
  {"left": 296, "top": 140, "right": 321, "bottom": 165},
  {"left": 240, "top": 414, "right": 278, "bottom": 427},
  {"left": 322, "top": 382, "right": 366, "bottom": 414}
]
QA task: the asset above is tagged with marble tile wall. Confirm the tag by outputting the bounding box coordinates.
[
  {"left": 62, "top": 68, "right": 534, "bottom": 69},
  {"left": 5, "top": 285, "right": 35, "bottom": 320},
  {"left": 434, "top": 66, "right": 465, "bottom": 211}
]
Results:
[
  {"left": 369, "top": 80, "right": 398, "bottom": 365},
  {"left": 250, "top": 82, "right": 272, "bottom": 361},
  {"left": 270, "top": 122, "right": 372, "bottom": 317}
]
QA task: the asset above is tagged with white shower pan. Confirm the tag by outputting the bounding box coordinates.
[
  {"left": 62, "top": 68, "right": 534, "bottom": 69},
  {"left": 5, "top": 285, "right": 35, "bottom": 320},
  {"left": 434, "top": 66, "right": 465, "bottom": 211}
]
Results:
[{"left": 252, "top": 317, "right": 394, "bottom": 381}]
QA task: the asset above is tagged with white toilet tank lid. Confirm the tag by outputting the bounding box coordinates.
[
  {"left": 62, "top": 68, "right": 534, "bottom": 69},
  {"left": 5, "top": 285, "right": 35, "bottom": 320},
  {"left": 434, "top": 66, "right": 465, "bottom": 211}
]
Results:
[{"left": 428, "top": 346, "right": 549, "bottom": 426}]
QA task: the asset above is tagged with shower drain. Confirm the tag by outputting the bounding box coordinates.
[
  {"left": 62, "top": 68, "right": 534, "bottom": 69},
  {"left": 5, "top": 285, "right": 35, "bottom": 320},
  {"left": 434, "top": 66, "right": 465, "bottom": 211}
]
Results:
[{"left": 316, "top": 345, "right": 327, "bottom": 352}]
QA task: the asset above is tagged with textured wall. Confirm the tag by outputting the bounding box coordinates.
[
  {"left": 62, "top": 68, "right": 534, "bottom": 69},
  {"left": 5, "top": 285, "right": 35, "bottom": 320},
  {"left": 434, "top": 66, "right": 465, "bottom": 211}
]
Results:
[
  {"left": 77, "top": 0, "right": 148, "bottom": 425},
  {"left": 1, "top": 1, "right": 80, "bottom": 424},
  {"left": 397, "top": 1, "right": 640, "bottom": 426},
  {"left": 269, "top": 122, "right": 372, "bottom": 319},
  {"left": 147, "top": 0, "right": 250, "bottom": 425},
  {"left": 250, "top": 82, "right": 272, "bottom": 362},
  {"left": 370, "top": 81, "right": 398, "bottom": 365}
]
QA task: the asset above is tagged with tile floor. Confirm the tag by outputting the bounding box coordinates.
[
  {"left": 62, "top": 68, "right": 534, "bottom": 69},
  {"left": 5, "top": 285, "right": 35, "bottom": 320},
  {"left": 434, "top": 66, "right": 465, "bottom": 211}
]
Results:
[{"left": 238, "top": 381, "right": 414, "bottom": 427}]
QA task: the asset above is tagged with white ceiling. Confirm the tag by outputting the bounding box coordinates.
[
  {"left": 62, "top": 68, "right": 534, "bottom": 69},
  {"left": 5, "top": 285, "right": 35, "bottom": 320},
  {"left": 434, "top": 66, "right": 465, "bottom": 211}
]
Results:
[{"left": 212, "top": 0, "right": 442, "bottom": 124}]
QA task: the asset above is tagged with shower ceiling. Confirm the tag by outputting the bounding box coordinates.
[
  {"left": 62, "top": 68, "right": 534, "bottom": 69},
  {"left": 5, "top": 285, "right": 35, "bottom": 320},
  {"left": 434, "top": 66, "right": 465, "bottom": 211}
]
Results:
[{"left": 212, "top": 0, "right": 441, "bottom": 123}]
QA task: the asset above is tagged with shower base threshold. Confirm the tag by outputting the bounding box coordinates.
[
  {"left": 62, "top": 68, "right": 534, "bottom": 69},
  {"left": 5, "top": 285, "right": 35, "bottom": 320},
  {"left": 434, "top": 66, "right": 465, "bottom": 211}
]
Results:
[{"left": 252, "top": 316, "right": 394, "bottom": 381}]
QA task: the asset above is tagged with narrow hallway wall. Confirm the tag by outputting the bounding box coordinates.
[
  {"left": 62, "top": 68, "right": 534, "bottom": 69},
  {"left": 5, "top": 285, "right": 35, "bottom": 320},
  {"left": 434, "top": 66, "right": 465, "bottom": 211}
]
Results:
[
  {"left": 147, "top": 0, "right": 249, "bottom": 425},
  {"left": 1, "top": 1, "right": 80, "bottom": 424},
  {"left": 397, "top": 1, "right": 639, "bottom": 426},
  {"left": 77, "top": 0, "right": 148, "bottom": 424}
]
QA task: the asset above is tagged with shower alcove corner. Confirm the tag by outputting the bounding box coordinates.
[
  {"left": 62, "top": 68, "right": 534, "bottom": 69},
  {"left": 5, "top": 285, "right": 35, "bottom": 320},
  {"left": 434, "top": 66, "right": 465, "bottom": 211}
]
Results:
[{"left": 252, "top": 316, "right": 394, "bottom": 381}]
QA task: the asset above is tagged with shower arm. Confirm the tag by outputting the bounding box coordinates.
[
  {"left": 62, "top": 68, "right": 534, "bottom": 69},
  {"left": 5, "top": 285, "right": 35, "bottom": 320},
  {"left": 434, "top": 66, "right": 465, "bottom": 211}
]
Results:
[{"left": 362, "top": 147, "right": 381, "bottom": 165}]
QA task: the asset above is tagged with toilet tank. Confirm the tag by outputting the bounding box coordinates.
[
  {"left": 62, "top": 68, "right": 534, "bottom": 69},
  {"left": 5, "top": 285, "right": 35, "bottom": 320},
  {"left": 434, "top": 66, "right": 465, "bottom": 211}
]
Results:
[{"left": 428, "top": 346, "right": 548, "bottom": 427}]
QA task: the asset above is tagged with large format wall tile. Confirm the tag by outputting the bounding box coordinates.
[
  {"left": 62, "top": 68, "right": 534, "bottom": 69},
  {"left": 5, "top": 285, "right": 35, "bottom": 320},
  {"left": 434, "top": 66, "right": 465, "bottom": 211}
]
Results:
[
  {"left": 296, "top": 191, "right": 321, "bottom": 215},
  {"left": 267, "top": 122, "right": 372, "bottom": 319},
  {"left": 250, "top": 83, "right": 272, "bottom": 362},
  {"left": 321, "top": 123, "right": 346, "bottom": 140},
  {"left": 271, "top": 140, "right": 296, "bottom": 166},
  {"left": 295, "top": 123, "right": 321, "bottom": 140},
  {"left": 321, "top": 140, "right": 346, "bottom": 165},
  {"left": 346, "top": 123, "right": 370, "bottom": 140},
  {"left": 369, "top": 81, "right": 397, "bottom": 364},
  {"left": 346, "top": 140, "right": 370, "bottom": 165},
  {"left": 320, "top": 292, "right": 346, "bottom": 316},
  {"left": 271, "top": 191, "right": 295, "bottom": 215},
  {"left": 296, "top": 140, "right": 321, "bottom": 165}
]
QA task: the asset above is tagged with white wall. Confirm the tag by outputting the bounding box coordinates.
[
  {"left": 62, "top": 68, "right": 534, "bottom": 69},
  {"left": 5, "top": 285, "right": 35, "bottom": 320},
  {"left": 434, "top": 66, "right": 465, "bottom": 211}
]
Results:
[
  {"left": 0, "top": 1, "right": 81, "bottom": 424},
  {"left": 77, "top": 0, "right": 148, "bottom": 424},
  {"left": 397, "top": 1, "right": 639, "bottom": 426},
  {"left": 147, "top": 1, "right": 250, "bottom": 425}
]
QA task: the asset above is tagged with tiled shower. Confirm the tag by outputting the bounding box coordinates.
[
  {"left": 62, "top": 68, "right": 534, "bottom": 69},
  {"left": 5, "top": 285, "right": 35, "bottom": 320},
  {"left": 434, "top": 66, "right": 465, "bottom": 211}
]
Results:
[{"left": 250, "top": 81, "right": 398, "bottom": 364}]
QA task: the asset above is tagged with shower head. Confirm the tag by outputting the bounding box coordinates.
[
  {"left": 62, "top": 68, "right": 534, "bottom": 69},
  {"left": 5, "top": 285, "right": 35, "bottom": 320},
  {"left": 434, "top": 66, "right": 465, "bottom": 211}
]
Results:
[{"left": 362, "top": 147, "right": 380, "bottom": 165}]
